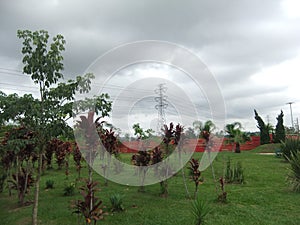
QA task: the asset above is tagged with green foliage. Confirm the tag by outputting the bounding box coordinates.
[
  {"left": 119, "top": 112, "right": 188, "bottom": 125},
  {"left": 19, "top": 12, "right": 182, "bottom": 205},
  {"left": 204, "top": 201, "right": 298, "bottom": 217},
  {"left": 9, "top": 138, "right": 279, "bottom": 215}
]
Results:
[
  {"left": 225, "top": 122, "right": 250, "bottom": 153},
  {"left": 254, "top": 110, "right": 270, "bottom": 145},
  {"left": 193, "top": 120, "right": 216, "bottom": 140},
  {"left": 191, "top": 198, "right": 211, "bottom": 225},
  {"left": 2, "top": 150, "right": 300, "bottom": 224},
  {"left": 281, "top": 138, "right": 300, "bottom": 161},
  {"left": 287, "top": 151, "right": 300, "bottom": 192},
  {"left": 63, "top": 182, "right": 76, "bottom": 196},
  {"left": 274, "top": 110, "right": 286, "bottom": 143},
  {"left": 72, "top": 143, "right": 82, "bottom": 178},
  {"left": 109, "top": 193, "right": 125, "bottom": 212},
  {"left": 45, "top": 179, "right": 55, "bottom": 189},
  {"left": 224, "top": 158, "right": 244, "bottom": 184}
]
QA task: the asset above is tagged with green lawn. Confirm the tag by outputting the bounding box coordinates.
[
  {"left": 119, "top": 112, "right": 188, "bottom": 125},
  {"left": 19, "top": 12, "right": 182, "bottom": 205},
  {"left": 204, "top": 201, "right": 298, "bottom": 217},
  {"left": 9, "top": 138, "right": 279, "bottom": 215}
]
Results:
[{"left": 0, "top": 144, "right": 299, "bottom": 225}]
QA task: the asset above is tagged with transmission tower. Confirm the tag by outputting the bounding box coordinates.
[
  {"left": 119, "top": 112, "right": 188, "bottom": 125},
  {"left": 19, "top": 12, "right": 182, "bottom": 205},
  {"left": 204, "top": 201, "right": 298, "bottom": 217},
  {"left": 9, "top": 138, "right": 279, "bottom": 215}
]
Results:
[{"left": 155, "top": 83, "right": 168, "bottom": 134}]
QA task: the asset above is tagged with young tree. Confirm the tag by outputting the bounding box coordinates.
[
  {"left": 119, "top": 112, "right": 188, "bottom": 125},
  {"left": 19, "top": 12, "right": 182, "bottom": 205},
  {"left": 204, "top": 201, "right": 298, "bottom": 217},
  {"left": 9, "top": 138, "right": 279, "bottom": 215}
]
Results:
[
  {"left": 225, "top": 122, "right": 250, "bottom": 153},
  {"left": 274, "top": 110, "right": 286, "bottom": 143},
  {"left": 254, "top": 110, "right": 270, "bottom": 145},
  {"left": 132, "top": 123, "right": 152, "bottom": 192},
  {"left": 15, "top": 30, "right": 111, "bottom": 225},
  {"left": 174, "top": 124, "right": 190, "bottom": 198},
  {"left": 193, "top": 120, "right": 216, "bottom": 139}
]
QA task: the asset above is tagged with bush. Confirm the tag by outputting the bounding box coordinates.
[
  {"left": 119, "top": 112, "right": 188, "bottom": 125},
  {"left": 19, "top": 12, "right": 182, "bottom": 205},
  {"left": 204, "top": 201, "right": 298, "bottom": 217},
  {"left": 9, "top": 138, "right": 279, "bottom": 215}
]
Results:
[
  {"left": 72, "top": 180, "right": 107, "bottom": 224},
  {"left": 110, "top": 193, "right": 125, "bottom": 212},
  {"left": 45, "top": 179, "right": 54, "bottom": 189},
  {"left": 191, "top": 198, "right": 211, "bottom": 225},
  {"left": 281, "top": 138, "right": 300, "bottom": 161},
  {"left": 287, "top": 151, "right": 300, "bottom": 192},
  {"left": 63, "top": 182, "right": 75, "bottom": 196},
  {"left": 224, "top": 158, "right": 244, "bottom": 184}
]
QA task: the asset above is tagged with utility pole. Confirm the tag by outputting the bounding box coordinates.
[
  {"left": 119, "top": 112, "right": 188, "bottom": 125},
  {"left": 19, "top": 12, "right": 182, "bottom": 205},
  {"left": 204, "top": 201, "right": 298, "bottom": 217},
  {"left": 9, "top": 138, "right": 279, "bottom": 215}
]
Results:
[
  {"left": 155, "top": 83, "right": 168, "bottom": 135},
  {"left": 286, "top": 102, "right": 294, "bottom": 129}
]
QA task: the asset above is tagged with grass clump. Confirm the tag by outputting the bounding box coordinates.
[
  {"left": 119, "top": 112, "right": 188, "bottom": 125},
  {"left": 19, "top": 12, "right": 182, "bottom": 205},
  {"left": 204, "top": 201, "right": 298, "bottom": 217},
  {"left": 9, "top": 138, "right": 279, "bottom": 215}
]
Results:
[{"left": 191, "top": 198, "right": 211, "bottom": 225}]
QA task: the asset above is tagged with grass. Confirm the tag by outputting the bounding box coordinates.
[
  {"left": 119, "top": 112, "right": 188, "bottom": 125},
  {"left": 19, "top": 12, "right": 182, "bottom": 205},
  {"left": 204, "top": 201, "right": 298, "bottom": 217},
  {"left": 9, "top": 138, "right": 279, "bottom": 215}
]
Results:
[{"left": 0, "top": 144, "right": 300, "bottom": 224}]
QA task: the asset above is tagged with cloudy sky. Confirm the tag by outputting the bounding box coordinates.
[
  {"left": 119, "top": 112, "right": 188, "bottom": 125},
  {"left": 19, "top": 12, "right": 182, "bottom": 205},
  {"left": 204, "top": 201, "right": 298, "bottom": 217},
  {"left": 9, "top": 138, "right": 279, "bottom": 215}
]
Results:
[{"left": 1, "top": 0, "right": 300, "bottom": 134}]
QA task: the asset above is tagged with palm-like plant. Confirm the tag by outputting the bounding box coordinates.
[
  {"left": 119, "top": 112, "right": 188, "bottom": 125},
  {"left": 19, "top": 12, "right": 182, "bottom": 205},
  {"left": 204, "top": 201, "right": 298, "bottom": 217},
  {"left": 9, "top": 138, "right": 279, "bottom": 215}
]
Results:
[
  {"left": 225, "top": 122, "right": 250, "bottom": 153},
  {"left": 193, "top": 120, "right": 216, "bottom": 141}
]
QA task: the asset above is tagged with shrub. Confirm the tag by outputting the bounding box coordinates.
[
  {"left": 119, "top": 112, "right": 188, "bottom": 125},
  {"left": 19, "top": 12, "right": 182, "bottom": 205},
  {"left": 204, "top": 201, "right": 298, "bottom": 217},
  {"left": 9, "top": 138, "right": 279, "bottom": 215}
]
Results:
[
  {"left": 110, "top": 193, "right": 125, "bottom": 212},
  {"left": 224, "top": 158, "right": 244, "bottom": 184},
  {"left": 188, "top": 158, "right": 203, "bottom": 199},
  {"left": 281, "top": 138, "right": 300, "bottom": 161},
  {"left": 191, "top": 198, "right": 211, "bottom": 225},
  {"left": 72, "top": 180, "right": 107, "bottom": 224},
  {"left": 287, "top": 151, "right": 300, "bottom": 192},
  {"left": 45, "top": 179, "right": 54, "bottom": 189},
  {"left": 63, "top": 182, "right": 75, "bottom": 196}
]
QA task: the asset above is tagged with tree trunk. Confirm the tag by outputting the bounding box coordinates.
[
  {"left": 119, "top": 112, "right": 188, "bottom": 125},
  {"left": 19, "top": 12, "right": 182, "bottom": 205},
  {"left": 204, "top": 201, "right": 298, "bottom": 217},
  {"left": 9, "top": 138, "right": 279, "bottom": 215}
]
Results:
[
  {"left": 179, "top": 151, "right": 190, "bottom": 199},
  {"left": 235, "top": 143, "right": 241, "bottom": 153},
  {"left": 32, "top": 152, "right": 43, "bottom": 225}
]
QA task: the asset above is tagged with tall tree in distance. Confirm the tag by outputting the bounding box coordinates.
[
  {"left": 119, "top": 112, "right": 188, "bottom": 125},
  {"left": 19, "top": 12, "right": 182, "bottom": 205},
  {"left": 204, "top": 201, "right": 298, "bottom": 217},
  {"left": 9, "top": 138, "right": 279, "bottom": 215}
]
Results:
[
  {"left": 274, "top": 110, "right": 286, "bottom": 143},
  {"left": 254, "top": 109, "right": 270, "bottom": 145}
]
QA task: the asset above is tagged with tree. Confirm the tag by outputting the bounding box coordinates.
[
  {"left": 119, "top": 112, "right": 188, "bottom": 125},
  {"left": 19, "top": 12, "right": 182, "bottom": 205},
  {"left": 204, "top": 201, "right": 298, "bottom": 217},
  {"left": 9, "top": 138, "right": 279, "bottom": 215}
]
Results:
[
  {"left": 193, "top": 120, "right": 218, "bottom": 194},
  {"left": 193, "top": 120, "right": 216, "bottom": 141},
  {"left": 225, "top": 122, "right": 250, "bottom": 153},
  {"left": 14, "top": 30, "right": 111, "bottom": 225},
  {"left": 274, "top": 110, "right": 286, "bottom": 143},
  {"left": 254, "top": 110, "right": 270, "bottom": 145},
  {"left": 132, "top": 123, "right": 152, "bottom": 192}
]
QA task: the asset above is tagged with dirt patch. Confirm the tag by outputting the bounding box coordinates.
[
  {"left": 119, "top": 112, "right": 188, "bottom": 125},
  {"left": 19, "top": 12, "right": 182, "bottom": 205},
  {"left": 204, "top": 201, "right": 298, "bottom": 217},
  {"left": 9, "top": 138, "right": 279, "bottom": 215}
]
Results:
[{"left": 257, "top": 153, "right": 275, "bottom": 155}]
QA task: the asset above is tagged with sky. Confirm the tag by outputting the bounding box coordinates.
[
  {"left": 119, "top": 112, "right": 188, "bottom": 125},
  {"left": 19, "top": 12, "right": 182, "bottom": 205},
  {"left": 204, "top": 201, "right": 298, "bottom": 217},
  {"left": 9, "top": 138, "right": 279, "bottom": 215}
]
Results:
[{"left": 0, "top": 0, "right": 300, "bottom": 135}]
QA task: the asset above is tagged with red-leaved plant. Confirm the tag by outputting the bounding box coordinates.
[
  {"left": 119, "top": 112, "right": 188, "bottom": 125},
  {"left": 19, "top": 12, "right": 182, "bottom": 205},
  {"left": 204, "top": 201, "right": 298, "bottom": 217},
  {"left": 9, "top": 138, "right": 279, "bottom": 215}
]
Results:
[
  {"left": 218, "top": 177, "right": 227, "bottom": 203},
  {"left": 188, "top": 158, "right": 203, "bottom": 199},
  {"left": 72, "top": 179, "right": 107, "bottom": 225}
]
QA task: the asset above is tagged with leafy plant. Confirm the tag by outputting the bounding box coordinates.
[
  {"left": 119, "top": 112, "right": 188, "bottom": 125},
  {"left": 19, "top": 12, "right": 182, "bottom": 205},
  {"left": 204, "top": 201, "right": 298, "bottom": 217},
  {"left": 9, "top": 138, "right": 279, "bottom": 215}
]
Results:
[
  {"left": 224, "top": 158, "right": 244, "bottom": 184},
  {"left": 64, "top": 182, "right": 76, "bottom": 196},
  {"left": 225, "top": 122, "right": 250, "bottom": 153},
  {"left": 287, "top": 151, "right": 300, "bottom": 192},
  {"left": 217, "top": 177, "right": 227, "bottom": 203},
  {"left": 281, "top": 138, "right": 300, "bottom": 161},
  {"left": 191, "top": 198, "right": 211, "bottom": 225},
  {"left": 132, "top": 123, "right": 153, "bottom": 192},
  {"left": 72, "top": 180, "right": 107, "bottom": 224},
  {"left": 72, "top": 142, "right": 83, "bottom": 179},
  {"left": 8, "top": 168, "right": 35, "bottom": 205},
  {"left": 188, "top": 158, "right": 203, "bottom": 199},
  {"left": 109, "top": 193, "right": 125, "bottom": 212},
  {"left": 45, "top": 179, "right": 54, "bottom": 189}
]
